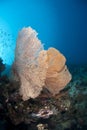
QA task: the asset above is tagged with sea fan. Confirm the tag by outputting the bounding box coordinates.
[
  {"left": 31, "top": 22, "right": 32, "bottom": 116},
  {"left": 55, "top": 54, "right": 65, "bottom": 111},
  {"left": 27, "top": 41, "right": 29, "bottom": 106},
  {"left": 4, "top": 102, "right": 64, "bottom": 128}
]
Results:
[
  {"left": 12, "top": 27, "right": 48, "bottom": 100},
  {"left": 12, "top": 27, "right": 72, "bottom": 101}
]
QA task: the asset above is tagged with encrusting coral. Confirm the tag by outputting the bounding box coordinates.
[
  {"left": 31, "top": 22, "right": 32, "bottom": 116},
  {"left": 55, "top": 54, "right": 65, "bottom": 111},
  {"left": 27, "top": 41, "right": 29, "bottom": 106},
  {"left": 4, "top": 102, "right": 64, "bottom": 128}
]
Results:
[{"left": 12, "top": 27, "right": 72, "bottom": 101}]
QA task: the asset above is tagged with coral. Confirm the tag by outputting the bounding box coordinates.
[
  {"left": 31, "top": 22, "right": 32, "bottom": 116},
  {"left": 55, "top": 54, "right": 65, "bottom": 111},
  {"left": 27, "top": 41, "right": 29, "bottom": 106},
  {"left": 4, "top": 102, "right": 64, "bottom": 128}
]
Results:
[
  {"left": 45, "top": 48, "right": 72, "bottom": 95},
  {"left": 0, "top": 65, "right": 87, "bottom": 129},
  {"left": 12, "top": 27, "right": 71, "bottom": 101},
  {"left": 37, "top": 123, "right": 48, "bottom": 130},
  {"left": 46, "top": 48, "right": 66, "bottom": 72},
  {"left": 12, "top": 27, "right": 48, "bottom": 100},
  {"left": 32, "top": 106, "right": 53, "bottom": 119},
  {"left": 0, "top": 58, "right": 5, "bottom": 75}
]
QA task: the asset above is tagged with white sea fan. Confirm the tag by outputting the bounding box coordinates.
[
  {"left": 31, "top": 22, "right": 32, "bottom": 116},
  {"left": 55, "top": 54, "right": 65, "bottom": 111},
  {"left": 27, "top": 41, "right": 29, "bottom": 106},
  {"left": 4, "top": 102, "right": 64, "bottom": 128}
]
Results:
[
  {"left": 13, "top": 27, "right": 48, "bottom": 100},
  {"left": 15, "top": 27, "right": 44, "bottom": 68}
]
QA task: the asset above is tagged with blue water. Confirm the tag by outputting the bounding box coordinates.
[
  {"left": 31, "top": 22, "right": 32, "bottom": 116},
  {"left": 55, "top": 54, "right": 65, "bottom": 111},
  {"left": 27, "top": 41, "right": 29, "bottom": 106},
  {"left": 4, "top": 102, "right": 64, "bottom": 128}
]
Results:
[{"left": 0, "top": 0, "right": 87, "bottom": 65}]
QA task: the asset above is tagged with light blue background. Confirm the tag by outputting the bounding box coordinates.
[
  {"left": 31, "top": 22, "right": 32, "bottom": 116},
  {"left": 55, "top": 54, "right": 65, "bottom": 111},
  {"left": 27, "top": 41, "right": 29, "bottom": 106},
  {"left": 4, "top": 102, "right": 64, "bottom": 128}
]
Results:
[{"left": 0, "top": 0, "right": 87, "bottom": 65}]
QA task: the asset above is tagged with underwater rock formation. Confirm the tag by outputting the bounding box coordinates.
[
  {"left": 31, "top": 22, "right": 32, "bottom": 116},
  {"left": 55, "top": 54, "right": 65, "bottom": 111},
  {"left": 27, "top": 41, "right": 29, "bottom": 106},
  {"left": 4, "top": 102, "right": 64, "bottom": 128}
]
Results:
[
  {"left": 0, "top": 58, "right": 5, "bottom": 76},
  {"left": 12, "top": 27, "right": 71, "bottom": 101},
  {"left": 0, "top": 57, "right": 87, "bottom": 129}
]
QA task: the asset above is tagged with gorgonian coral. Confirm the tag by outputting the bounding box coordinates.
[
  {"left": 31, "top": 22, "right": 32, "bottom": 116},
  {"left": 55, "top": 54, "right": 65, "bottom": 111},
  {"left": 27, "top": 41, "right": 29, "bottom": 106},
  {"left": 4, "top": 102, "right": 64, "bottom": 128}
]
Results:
[{"left": 12, "top": 27, "right": 72, "bottom": 101}]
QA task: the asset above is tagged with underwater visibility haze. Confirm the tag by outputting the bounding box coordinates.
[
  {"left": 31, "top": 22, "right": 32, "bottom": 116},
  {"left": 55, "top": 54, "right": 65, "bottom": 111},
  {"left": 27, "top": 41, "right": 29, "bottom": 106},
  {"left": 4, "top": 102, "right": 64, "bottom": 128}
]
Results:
[
  {"left": 0, "top": 0, "right": 87, "bottom": 130},
  {"left": 0, "top": 0, "right": 87, "bottom": 65}
]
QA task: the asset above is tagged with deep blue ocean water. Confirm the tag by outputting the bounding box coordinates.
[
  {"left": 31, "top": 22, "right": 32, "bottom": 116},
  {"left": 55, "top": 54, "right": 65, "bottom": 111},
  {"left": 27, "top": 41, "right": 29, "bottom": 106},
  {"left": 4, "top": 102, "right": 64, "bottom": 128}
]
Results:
[
  {"left": 0, "top": 1, "right": 87, "bottom": 130},
  {"left": 0, "top": 0, "right": 87, "bottom": 65}
]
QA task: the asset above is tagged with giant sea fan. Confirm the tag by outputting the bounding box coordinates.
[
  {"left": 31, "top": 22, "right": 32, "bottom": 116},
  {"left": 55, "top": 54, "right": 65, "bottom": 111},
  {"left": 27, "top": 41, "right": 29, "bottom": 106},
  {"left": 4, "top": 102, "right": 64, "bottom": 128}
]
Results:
[{"left": 12, "top": 27, "right": 72, "bottom": 101}]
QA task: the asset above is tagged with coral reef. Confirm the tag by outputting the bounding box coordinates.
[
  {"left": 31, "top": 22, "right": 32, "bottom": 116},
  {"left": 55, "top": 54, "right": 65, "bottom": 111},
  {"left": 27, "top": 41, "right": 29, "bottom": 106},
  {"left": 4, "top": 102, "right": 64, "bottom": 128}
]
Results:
[
  {"left": 12, "top": 27, "right": 71, "bottom": 101},
  {"left": 0, "top": 58, "right": 5, "bottom": 75},
  {"left": 1, "top": 27, "right": 87, "bottom": 130},
  {"left": 0, "top": 61, "right": 87, "bottom": 130}
]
